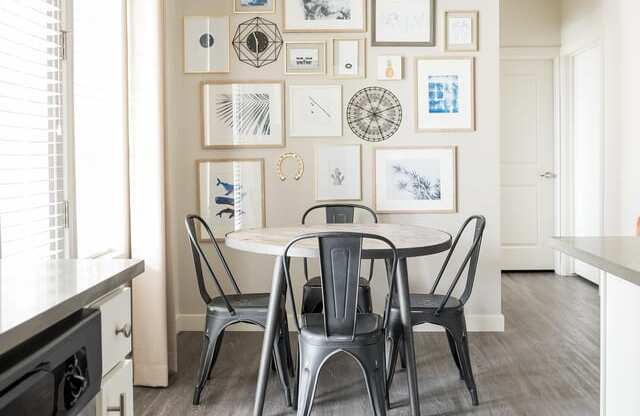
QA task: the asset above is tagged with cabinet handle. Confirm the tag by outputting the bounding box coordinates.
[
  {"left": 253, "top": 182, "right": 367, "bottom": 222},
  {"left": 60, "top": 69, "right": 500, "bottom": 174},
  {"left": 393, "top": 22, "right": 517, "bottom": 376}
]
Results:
[
  {"left": 115, "top": 323, "right": 132, "bottom": 338},
  {"left": 107, "top": 393, "right": 126, "bottom": 416}
]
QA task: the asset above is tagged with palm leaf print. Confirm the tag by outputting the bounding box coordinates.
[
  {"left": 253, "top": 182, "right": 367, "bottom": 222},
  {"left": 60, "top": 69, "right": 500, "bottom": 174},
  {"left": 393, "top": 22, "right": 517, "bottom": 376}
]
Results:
[{"left": 216, "top": 93, "right": 271, "bottom": 136}]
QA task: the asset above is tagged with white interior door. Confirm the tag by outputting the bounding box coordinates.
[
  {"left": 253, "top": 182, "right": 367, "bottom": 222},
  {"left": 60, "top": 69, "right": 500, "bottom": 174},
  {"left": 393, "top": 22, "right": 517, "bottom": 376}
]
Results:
[
  {"left": 572, "top": 45, "right": 604, "bottom": 285},
  {"left": 500, "top": 59, "right": 556, "bottom": 270}
]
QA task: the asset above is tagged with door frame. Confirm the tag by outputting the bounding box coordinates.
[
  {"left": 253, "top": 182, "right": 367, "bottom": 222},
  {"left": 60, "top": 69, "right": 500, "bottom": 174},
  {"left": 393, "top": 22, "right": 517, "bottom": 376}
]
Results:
[{"left": 500, "top": 47, "right": 562, "bottom": 272}]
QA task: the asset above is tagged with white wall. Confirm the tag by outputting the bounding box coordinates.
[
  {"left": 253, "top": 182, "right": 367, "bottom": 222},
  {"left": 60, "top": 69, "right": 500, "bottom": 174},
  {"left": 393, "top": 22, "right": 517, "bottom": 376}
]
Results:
[
  {"left": 561, "top": 0, "right": 602, "bottom": 53},
  {"left": 500, "top": 0, "right": 561, "bottom": 47},
  {"left": 164, "top": 0, "right": 503, "bottom": 340}
]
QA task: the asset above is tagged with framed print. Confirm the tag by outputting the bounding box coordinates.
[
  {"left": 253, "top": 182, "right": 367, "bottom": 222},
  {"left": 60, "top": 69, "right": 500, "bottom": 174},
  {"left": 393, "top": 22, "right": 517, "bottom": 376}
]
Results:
[
  {"left": 445, "top": 11, "right": 479, "bottom": 51},
  {"left": 284, "top": 0, "right": 366, "bottom": 33},
  {"left": 372, "top": 0, "right": 435, "bottom": 46},
  {"left": 184, "top": 16, "right": 230, "bottom": 73},
  {"left": 284, "top": 41, "right": 326, "bottom": 75},
  {"left": 288, "top": 85, "right": 342, "bottom": 137},
  {"left": 374, "top": 147, "right": 457, "bottom": 213},
  {"left": 202, "top": 81, "right": 284, "bottom": 148},
  {"left": 315, "top": 144, "right": 362, "bottom": 201},
  {"left": 234, "top": 0, "right": 275, "bottom": 14},
  {"left": 331, "top": 38, "right": 365, "bottom": 79},
  {"left": 377, "top": 55, "right": 403, "bottom": 80},
  {"left": 415, "top": 57, "right": 475, "bottom": 131},
  {"left": 197, "top": 159, "right": 265, "bottom": 241}
]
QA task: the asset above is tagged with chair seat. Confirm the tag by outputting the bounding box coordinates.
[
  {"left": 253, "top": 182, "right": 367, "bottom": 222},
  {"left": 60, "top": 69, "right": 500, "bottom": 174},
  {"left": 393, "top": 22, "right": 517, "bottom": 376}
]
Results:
[
  {"left": 304, "top": 276, "right": 370, "bottom": 288},
  {"left": 300, "top": 313, "right": 383, "bottom": 345},
  {"left": 207, "top": 293, "right": 274, "bottom": 315},
  {"left": 392, "top": 293, "right": 462, "bottom": 312}
]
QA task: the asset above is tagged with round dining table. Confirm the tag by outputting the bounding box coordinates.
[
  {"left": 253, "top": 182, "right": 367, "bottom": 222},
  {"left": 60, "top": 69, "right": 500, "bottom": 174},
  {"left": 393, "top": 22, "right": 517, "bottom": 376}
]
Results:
[{"left": 225, "top": 223, "right": 452, "bottom": 416}]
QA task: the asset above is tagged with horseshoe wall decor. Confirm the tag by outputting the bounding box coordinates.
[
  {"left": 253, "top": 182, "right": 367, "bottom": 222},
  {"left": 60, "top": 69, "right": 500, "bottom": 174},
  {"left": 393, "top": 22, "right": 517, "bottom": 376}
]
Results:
[{"left": 276, "top": 152, "right": 304, "bottom": 181}]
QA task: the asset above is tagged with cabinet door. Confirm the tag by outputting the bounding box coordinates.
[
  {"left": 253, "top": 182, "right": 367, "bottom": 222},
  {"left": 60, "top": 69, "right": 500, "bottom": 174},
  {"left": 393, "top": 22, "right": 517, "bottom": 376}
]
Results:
[
  {"left": 92, "top": 287, "right": 132, "bottom": 376},
  {"left": 97, "top": 360, "right": 134, "bottom": 416}
]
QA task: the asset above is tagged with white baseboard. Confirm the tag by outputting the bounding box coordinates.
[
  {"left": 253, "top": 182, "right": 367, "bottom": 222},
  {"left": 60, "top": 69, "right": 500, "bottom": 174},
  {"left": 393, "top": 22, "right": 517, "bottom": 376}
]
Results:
[{"left": 176, "top": 313, "right": 504, "bottom": 334}]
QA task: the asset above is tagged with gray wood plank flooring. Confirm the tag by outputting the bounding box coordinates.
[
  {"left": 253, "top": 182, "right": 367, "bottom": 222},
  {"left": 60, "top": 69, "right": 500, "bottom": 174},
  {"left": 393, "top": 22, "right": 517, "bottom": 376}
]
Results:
[{"left": 134, "top": 273, "right": 599, "bottom": 415}]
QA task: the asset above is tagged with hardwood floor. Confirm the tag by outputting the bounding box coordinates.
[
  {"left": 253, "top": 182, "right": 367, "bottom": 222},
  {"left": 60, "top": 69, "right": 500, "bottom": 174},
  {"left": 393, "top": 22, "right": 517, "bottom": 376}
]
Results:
[{"left": 134, "top": 273, "right": 599, "bottom": 415}]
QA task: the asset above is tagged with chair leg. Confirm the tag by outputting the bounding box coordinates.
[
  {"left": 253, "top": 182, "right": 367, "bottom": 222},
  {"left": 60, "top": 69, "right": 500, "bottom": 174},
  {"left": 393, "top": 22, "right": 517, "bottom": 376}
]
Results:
[
  {"left": 273, "top": 326, "right": 293, "bottom": 407},
  {"left": 457, "top": 331, "right": 479, "bottom": 405},
  {"left": 193, "top": 319, "right": 224, "bottom": 405},
  {"left": 360, "top": 342, "right": 387, "bottom": 416},
  {"left": 206, "top": 330, "right": 225, "bottom": 380},
  {"left": 296, "top": 344, "right": 326, "bottom": 416},
  {"left": 398, "top": 339, "right": 407, "bottom": 370},
  {"left": 445, "top": 329, "right": 463, "bottom": 380},
  {"left": 281, "top": 313, "right": 295, "bottom": 377}
]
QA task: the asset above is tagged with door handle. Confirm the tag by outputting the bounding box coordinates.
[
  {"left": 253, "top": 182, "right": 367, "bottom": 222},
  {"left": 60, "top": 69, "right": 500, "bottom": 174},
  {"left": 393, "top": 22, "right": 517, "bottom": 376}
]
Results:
[
  {"left": 539, "top": 171, "right": 557, "bottom": 179},
  {"left": 107, "top": 393, "right": 126, "bottom": 415}
]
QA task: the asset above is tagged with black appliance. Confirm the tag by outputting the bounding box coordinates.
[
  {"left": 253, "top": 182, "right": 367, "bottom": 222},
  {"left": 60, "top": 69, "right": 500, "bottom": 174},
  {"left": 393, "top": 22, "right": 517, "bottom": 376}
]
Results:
[{"left": 0, "top": 309, "right": 102, "bottom": 415}]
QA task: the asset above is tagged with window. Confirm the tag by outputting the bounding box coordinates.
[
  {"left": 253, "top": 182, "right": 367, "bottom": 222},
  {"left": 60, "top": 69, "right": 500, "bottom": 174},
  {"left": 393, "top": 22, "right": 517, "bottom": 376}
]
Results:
[
  {"left": 71, "top": 0, "right": 129, "bottom": 258},
  {"left": 0, "top": 0, "right": 67, "bottom": 259}
]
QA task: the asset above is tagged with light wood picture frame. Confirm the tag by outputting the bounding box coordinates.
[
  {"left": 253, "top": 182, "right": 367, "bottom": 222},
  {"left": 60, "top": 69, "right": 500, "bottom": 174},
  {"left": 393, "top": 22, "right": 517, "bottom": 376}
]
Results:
[
  {"left": 196, "top": 158, "right": 266, "bottom": 242},
  {"left": 288, "top": 84, "right": 343, "bottom": 138},
  {"left": 233, "top": 0, "right": 275, "bottom": 14},
  {"left": 184, "top": 16, "right": 230, "bottom": 73},
  {"left": 372, "top": 0, "right": 435, "bottom": 46},
  {"left": 445, "top": 11, "right": 479, "bottom": 52},
  {"left": 284, "top": 41, "right": 326, "bottom": 75},
  {"left": 315, "top": 144, "right": 362, "bottom": 201},
  {"left": 414, "top": 56, "right": 476, "bottom": 132},
  {"left": 201, "top": 80, "right": 285, "bottom": 149},
  {"left": 330, "top": 37, "right": 366, "bottom": 79},
  {"left": 284, "top": 0, "right": 366, "bottom": 33},
  {"left": 374, "top": 146, "right": 458, "bottom": 213}
]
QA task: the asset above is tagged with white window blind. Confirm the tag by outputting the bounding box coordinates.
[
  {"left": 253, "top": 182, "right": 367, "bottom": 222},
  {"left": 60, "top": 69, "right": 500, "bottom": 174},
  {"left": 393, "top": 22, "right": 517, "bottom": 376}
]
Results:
[{"left": 0, "top": 0, "right": 66, "bottom": 259}]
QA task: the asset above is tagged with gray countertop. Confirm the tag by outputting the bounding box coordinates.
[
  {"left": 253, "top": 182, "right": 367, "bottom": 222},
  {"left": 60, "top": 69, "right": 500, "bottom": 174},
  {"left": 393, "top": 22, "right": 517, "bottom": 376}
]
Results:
[
  {"left": 0, "top": 259, "right": 144, "bottom": 356},
  {"left": 549, "top": 237, "right": 640, "bottom": 286}
]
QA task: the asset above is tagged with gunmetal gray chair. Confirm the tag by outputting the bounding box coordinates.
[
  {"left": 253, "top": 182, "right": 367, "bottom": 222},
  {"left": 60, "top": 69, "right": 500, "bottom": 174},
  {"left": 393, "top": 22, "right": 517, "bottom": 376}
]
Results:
[
  {"left": 185, "top": 215, "right": 294, "bottom": 406},
  {"left": 301, "top": 204, "right": 378, "bottom": 314},
  {"left": 386, "top": 215, "right": 486, "bottom": 407},
  {"left": 283, "top": 231, "right": 398, "bottom": 416}
]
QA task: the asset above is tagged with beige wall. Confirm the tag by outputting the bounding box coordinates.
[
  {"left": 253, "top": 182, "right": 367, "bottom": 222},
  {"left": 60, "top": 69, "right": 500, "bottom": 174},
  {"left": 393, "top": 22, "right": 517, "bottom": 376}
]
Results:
[
  {"left": 164, "top": 0, "right": 503, "bottom": 339},
  {"left": 561, "top": 0, "right": 602, "bottom": 53},
  {"left": 500, "top": 0, "right": 561, "bottom": 47}
]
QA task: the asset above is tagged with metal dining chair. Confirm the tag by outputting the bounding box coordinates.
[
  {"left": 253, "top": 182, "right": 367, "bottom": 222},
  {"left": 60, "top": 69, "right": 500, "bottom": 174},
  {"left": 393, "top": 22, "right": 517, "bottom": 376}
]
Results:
[
  {"left": 386, "top": 215, "right": 486, "bottom": 407},
  {"left": 300, "top": 204, "right": 378, "bottom": 313},
  {"left": 185, "top": 215, "right": 294, "bottom": 406},
  {"left": 282, "top": 231, "right": 398, "bottom": 416}
]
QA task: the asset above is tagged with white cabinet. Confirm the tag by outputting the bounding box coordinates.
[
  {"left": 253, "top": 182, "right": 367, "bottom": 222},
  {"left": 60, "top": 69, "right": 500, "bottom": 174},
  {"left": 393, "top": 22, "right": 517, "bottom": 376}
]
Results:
[{"left": 97, "top": 360, "right": 134, "bottom": 416}]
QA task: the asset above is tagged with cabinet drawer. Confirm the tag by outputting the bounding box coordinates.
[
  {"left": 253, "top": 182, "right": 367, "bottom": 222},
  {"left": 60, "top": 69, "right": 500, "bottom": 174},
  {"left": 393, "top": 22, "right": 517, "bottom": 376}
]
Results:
[
  {"left": 92, "top": 287, "right": 132, "bottom": 376},
  {"left": 97, "top": 359, "right": 134, "bottom": 416}
]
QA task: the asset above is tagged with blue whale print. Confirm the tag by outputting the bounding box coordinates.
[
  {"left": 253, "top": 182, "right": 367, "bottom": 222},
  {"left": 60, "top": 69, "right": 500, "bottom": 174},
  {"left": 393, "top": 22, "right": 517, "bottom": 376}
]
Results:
[{"left": 216, "top": 178, "right": 241, "bottom": 196}]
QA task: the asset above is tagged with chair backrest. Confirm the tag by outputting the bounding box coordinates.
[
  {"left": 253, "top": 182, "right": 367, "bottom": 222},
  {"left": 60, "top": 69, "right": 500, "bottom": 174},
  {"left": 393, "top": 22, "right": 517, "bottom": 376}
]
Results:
[
  {"left": 282, "top": 232, "right": 398, "bottom": 340},
  {"left": 185, "top": 214, "right": 241, "bottom": 314},
  {"left": 430, "top": 215, "right": 486, "bottom": 315},
  {"left": 301, "top": 204, "right": 378, "bottom": 281}
]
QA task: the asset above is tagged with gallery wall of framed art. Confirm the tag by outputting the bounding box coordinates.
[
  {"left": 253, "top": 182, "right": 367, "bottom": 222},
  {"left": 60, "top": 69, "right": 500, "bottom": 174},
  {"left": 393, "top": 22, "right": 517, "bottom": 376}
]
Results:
[{"left": 163, "top": 0, "right": 503, "bottom": 328}]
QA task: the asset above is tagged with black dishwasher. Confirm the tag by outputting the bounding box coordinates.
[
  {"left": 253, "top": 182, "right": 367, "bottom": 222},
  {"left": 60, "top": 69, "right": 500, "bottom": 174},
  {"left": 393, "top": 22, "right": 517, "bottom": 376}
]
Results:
[{"left": 0, "top": 309, "right": 102, "bottom": 416}]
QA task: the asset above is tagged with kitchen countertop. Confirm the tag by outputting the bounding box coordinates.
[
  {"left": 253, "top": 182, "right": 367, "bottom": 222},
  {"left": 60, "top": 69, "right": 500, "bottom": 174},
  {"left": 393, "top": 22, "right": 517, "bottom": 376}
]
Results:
[
  {"left": 549, "top": 237, "right": 640, "bottom": 286},
  {"left": 0, "top": 259, "right": 144, "bottom": 356}
]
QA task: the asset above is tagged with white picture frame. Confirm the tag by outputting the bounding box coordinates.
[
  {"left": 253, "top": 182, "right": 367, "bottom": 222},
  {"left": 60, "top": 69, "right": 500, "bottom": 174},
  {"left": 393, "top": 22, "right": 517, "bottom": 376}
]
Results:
[
  {"left": 288, "top": 85, "right": 343, "bottom": 138},
  {"left": 202, "top": 81, "right": 285, "bottom": 148},
  {"left": 377, "top": 55, "right": 403, "bottom": 80},
  {"left": 184, "top": 16, "right": 230, "bottom": 73},
  {"left": 331, "top": 38, "right": 366, "bottom": 79},
  {"left": 315, "top": 144, "right": 362, "bottom": 201},
  {"left": 445, "top": 11, "right": 479, "bottom": 52},
  {"left": 284, "top": 41, "right": 326, "bottom": 75},
  {"left": 374, "top": 147, "right": 457, "bottom": 213},
  {"left": 197, "top": 159, "right": 266, "bottom": 241},
  {"left": 234, "top": 0, "right": 275, "bottom": 14},
  {"left": 415, "top": 57, "right": 475, "bottom": 131},
  {"left": 372, "top": 0, "right": 435, "bottom": 46},
  {"left": 284, "top": 0, "right": 366, "bottom": 33}
]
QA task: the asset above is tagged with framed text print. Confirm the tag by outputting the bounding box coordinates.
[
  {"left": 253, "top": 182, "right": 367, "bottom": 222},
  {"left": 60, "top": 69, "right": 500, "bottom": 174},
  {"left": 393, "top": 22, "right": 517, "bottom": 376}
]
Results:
[
  {"left": 202, "top": 81, "right": 285, "bottom": 148},
  {"left": 331, "top": 38, "right": 365, "bottom": 79},
  {"left": 374, "top": 147, "right": 457, "bottom": 213},
  {"left": 197, "top": 159, "right": 265, "bottom": 241},
  {"left": 184, "top": 16, "right": 230, "bottom": 73},
  {"left": 415, "top": 57, "right": 475, "bottom": 131},
  {"left": 372, "top": 0, "right": 435, "bottom": 46},
  {"left": 284, "top": 41, "right": 326, "bottom": 75},
  {"left": 315, "top": 144, "right": 362, "bottom": 201},
  {"left": 284, "top": 0, "right": 366, "bottom": 33}
]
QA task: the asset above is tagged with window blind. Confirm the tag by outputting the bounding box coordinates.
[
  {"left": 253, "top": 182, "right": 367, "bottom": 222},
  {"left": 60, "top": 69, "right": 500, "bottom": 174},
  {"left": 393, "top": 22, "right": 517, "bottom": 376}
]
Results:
[{"left": 0, "top": 0, "right": 66, "bottom": 259}]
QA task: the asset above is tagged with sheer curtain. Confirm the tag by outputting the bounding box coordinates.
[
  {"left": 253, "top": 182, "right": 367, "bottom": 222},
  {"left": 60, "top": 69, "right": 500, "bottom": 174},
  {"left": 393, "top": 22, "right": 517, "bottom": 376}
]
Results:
[{"left": 128, "top": 0, "right": 169, "bottom": 387}]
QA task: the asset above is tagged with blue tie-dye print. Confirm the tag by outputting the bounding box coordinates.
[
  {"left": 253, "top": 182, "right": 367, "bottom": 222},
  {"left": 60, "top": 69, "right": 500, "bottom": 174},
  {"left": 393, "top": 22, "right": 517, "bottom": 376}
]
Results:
[{"left": 428, "top": 75, "right": 460, "bottom": 113}]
